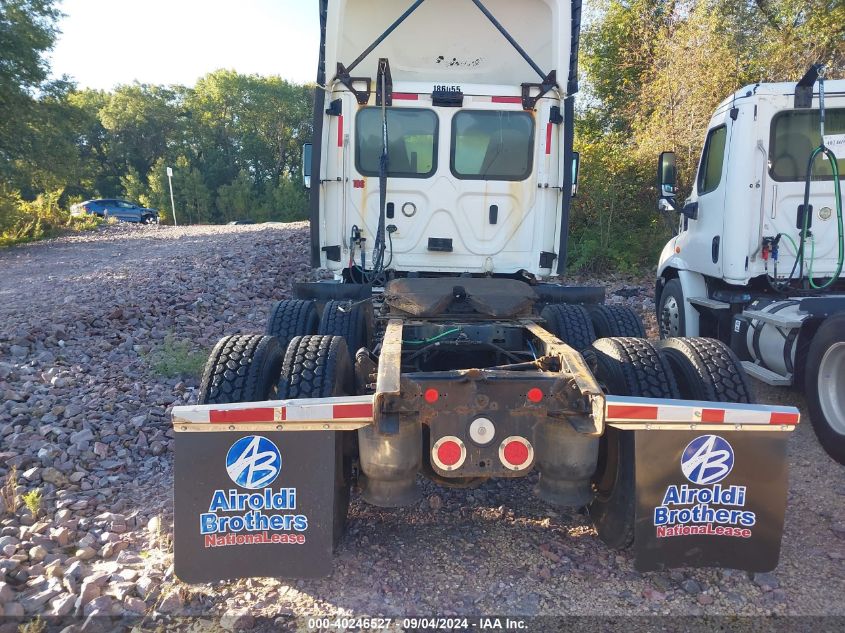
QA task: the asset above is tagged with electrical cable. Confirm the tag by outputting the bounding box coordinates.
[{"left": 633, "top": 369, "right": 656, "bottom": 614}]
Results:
[
  {"left": 799, "top": 67, "right": 843, "bottom": 291},
  {"left": 403, "top": 328, "right": 462, "bottom": 345},
  {"left": 366, "top": 59, "right": 390, "bottom": 288},
  {"left": 769, "top": 67, "right": 843, "bottom": 293}
]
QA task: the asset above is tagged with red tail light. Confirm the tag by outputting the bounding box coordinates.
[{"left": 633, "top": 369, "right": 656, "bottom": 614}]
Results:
[
  {"left": 431, "top": 436, "right": 466, "bottom": 471},
  {"left": 424, "top": 388, "right": 440, "bottom": 403},
  {"left": 499, "top": 436, "right": 534, "bottom": 471}
]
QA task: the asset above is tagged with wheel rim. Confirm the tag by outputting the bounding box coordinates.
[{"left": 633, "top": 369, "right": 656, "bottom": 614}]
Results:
[
  {"left": 818, "top": 342, "right": 845, "bottom": 435},
  {"left": 660, "top": 295, "right": 681, "bottom": 338}
]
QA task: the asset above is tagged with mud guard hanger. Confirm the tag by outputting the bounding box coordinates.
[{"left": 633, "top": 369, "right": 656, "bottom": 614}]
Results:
[{"left": 333, "top": 0, "right": 558, "bottom": 110}]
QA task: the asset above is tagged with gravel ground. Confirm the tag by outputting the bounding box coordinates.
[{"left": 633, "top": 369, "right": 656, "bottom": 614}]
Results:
[{"left": 0, "top": 223, "right": 843, "bottom": 630}]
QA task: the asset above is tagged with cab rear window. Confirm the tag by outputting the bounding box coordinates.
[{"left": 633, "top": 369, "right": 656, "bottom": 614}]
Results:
[
  {"left": 451, "top": 111, "right": 534, "bottom": 181},
  {"left": 769, "top": 108, "right": 845, "bottom": 181},
  {"left": 355, "top": 108, "right": 438, "bottom": 178}
]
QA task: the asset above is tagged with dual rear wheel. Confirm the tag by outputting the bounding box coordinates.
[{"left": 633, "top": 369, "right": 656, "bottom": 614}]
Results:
[
  {"left": 199, "top": 299, "right": 364, "bottom": 545},
  {"left": 589, "top": 335, "right": 753, "bottom": 549},
  {"left": 540, "top": 303, "right": 645, "bottom": 350}
]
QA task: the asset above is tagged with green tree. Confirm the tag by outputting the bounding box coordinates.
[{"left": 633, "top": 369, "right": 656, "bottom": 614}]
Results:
[
  {"left": 0, "top": 0, "right": 61, "bottom": 176},
  {"left": 174, "top": 157, "right": 212, "bottom": 224},
  {"left": 216, "top": 170, "right": 256, "bottom": 223},
  {"left": 99, "top": 83, "right": 185, "bottom": 182}
]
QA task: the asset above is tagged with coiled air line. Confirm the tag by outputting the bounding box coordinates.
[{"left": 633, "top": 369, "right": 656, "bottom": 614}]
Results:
[{"left": 797, "top": 66, "right": 844, "bottom": 290}]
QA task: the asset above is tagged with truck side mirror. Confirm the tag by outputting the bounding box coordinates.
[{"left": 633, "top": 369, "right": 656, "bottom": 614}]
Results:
[
  {"left": 571, "top": 151, "right": 580, "bottom": 198},
  {"left": 302, "top": 143, "right": 313, "bottom": 189},
  {"left": 657, "top": 151, "right": 678, "bottom": 213}
]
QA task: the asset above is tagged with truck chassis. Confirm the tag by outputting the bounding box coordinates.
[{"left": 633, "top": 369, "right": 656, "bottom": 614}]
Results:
[{"left": 171, "top": 277, "right": 799, "bottom": 582}]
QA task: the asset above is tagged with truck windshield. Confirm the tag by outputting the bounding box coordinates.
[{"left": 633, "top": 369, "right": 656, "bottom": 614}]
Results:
[
  {"left": 769, "top": 108, "right": 845, "bottom": 181},
  {"left": 451, "top": 111, "right": 534, "bottom": 180},
  {"left": 355, "top": 108, "right": 438, "bottom": 178}
]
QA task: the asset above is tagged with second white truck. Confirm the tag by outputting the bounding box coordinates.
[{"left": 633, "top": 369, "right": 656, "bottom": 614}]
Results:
[{"left": 656, "top": 65, "right": 844, "bottom": 464}]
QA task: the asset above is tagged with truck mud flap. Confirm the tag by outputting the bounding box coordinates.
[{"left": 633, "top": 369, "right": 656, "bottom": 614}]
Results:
[
  {"left": 173, "top": 430, "right": 344, "bottom": 583},
  {"left": 605, "top": 396, "right": 799, "bottom": 573},
  {"left": 634, "top": 430, "right": 788, "bottom": 572}
]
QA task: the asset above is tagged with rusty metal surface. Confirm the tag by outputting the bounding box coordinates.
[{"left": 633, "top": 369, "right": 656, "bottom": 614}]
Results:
[
  {"left": 523, "top": 320, "right": 606, "bottom": 436},
  {"left": 384, "top": 278, "right": 538, "bottom": 318},
  {"left": 374, "top": 319, "right": 404, "bottom": 433}
]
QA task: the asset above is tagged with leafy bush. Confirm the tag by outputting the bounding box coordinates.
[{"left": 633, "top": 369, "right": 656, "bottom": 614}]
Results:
[
  {"left": 0, "top": 187, "right": 102, "bottom": 247},
  {"left": 22, "top": 488, "right": 42, "bottom": 516},
  {"left": 149, "top": 336, "right": 207, "bottom": 379}
]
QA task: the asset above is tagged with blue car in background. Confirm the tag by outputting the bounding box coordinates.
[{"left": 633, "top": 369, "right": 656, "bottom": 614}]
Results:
[{"left": 71, "top": 199, "right": 159, "bottom": 224}]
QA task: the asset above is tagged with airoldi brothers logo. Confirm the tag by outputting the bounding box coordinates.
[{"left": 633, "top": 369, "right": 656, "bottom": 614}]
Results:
[
  {"left": 226, "top": 435, "right": 281, "bottom": 489},
  {"left": 681, "top": 434, "right": 734, "bottom": 485},
  {"left": 653, "top": 435, "right": 756, "bottom": 539},
  {"left": 201, "top": 435, "right": 308, "bottom": 547}
]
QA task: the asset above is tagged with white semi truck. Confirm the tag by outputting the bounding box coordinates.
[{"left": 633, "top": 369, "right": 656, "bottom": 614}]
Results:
[
  {"left": 655, "top": 65, "right": 844, "bottom": 465},
  {"left": 170, "top": 0, "right": 801, "bottom": 583}
]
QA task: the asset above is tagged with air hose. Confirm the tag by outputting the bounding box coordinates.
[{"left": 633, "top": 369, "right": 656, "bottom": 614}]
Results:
[{"left": 798, "top": 68, "right": 844, "bottom": 290}]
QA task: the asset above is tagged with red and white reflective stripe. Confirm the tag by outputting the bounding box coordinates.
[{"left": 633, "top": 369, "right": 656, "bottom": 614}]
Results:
[
  {"left": 172, "top": 395, "right": 374, "bottom": 426},
  {"left": 604, "top": 396, "right": 800, "bottom": 427}
]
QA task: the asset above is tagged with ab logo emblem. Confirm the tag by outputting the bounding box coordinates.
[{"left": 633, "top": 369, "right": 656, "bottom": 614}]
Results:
[
  {"left": 681, "top": 435, "right": 734, "bottom": 485},
  {"left": 226, "top": 436, "right": 281, "bottom": 489}
]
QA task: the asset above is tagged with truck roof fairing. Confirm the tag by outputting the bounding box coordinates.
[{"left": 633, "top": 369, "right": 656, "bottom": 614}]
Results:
[{"left": 324, "top": 0, "right": 572, "bottom": 90}]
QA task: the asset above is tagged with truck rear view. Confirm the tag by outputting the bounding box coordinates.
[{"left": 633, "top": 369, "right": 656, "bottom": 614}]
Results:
[
  {"left": 170, "top": 0, "right": 800, "bottom": 583},
  {"left": 308, "top": 0, "right": 577, "bottom": 279}
]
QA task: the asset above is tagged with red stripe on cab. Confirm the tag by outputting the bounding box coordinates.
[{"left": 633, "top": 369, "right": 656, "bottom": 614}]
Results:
[
  {"left": 545, "top": 123, "right": 553, "bottom": 155},
  {"left": 209, "top": 408, "right": 275, "bottom": 424},
  {"left": 606, "top": 405, "right": 658, "bottom": 420},
  {"left": 337, "top": 115, "right": 344, "bottom": 147},
  {"left": 393, "top": 93, "right": 419, "bottom": 101},
  {"left": 492, "top": 96, "right": 522, "bottom": 104}
]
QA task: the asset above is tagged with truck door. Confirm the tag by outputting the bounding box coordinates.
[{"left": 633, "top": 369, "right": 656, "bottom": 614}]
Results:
[{"left": 678, "top": 115, "right": 732, "bottom": 278}]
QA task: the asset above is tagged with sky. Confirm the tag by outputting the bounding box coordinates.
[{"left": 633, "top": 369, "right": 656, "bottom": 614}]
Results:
[{"left": 49, "top": 0, "right": 320, "bottom": 90}]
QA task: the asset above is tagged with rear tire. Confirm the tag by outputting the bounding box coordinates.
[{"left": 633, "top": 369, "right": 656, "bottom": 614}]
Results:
[
  {"left": 804, "top": 314, "right": 845, "bottom": 465},
  {"left": 265, "top": 299, "right": 319, "bottom": 353},
  {"left": 589, "top": 305, "right": 646, "bottom": 339},
  {"left": 657, "top": 337, "right": 754, "bottom": 403},
  {"left": 198, "top": 334, "right": 283, "bottom": 404},
  {"left": 540, "top": 304, "right": 597, "bottom": 350},
  {"left": 588, "top": 337, "right": 680, "bottom": 550},
  {"left": 657, "top": 279, "right": 685, "bottom": 339},
  {"left": 318, "top": 300, "right": 368, "bottom": 360},
  {"left": 278, "top": 335, "right": 356, "bottom": 541}
]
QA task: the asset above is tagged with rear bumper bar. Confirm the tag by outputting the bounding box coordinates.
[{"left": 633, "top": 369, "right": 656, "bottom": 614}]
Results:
[{"left": 171, "top": 394, "right": 799, "bottom": 433}]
